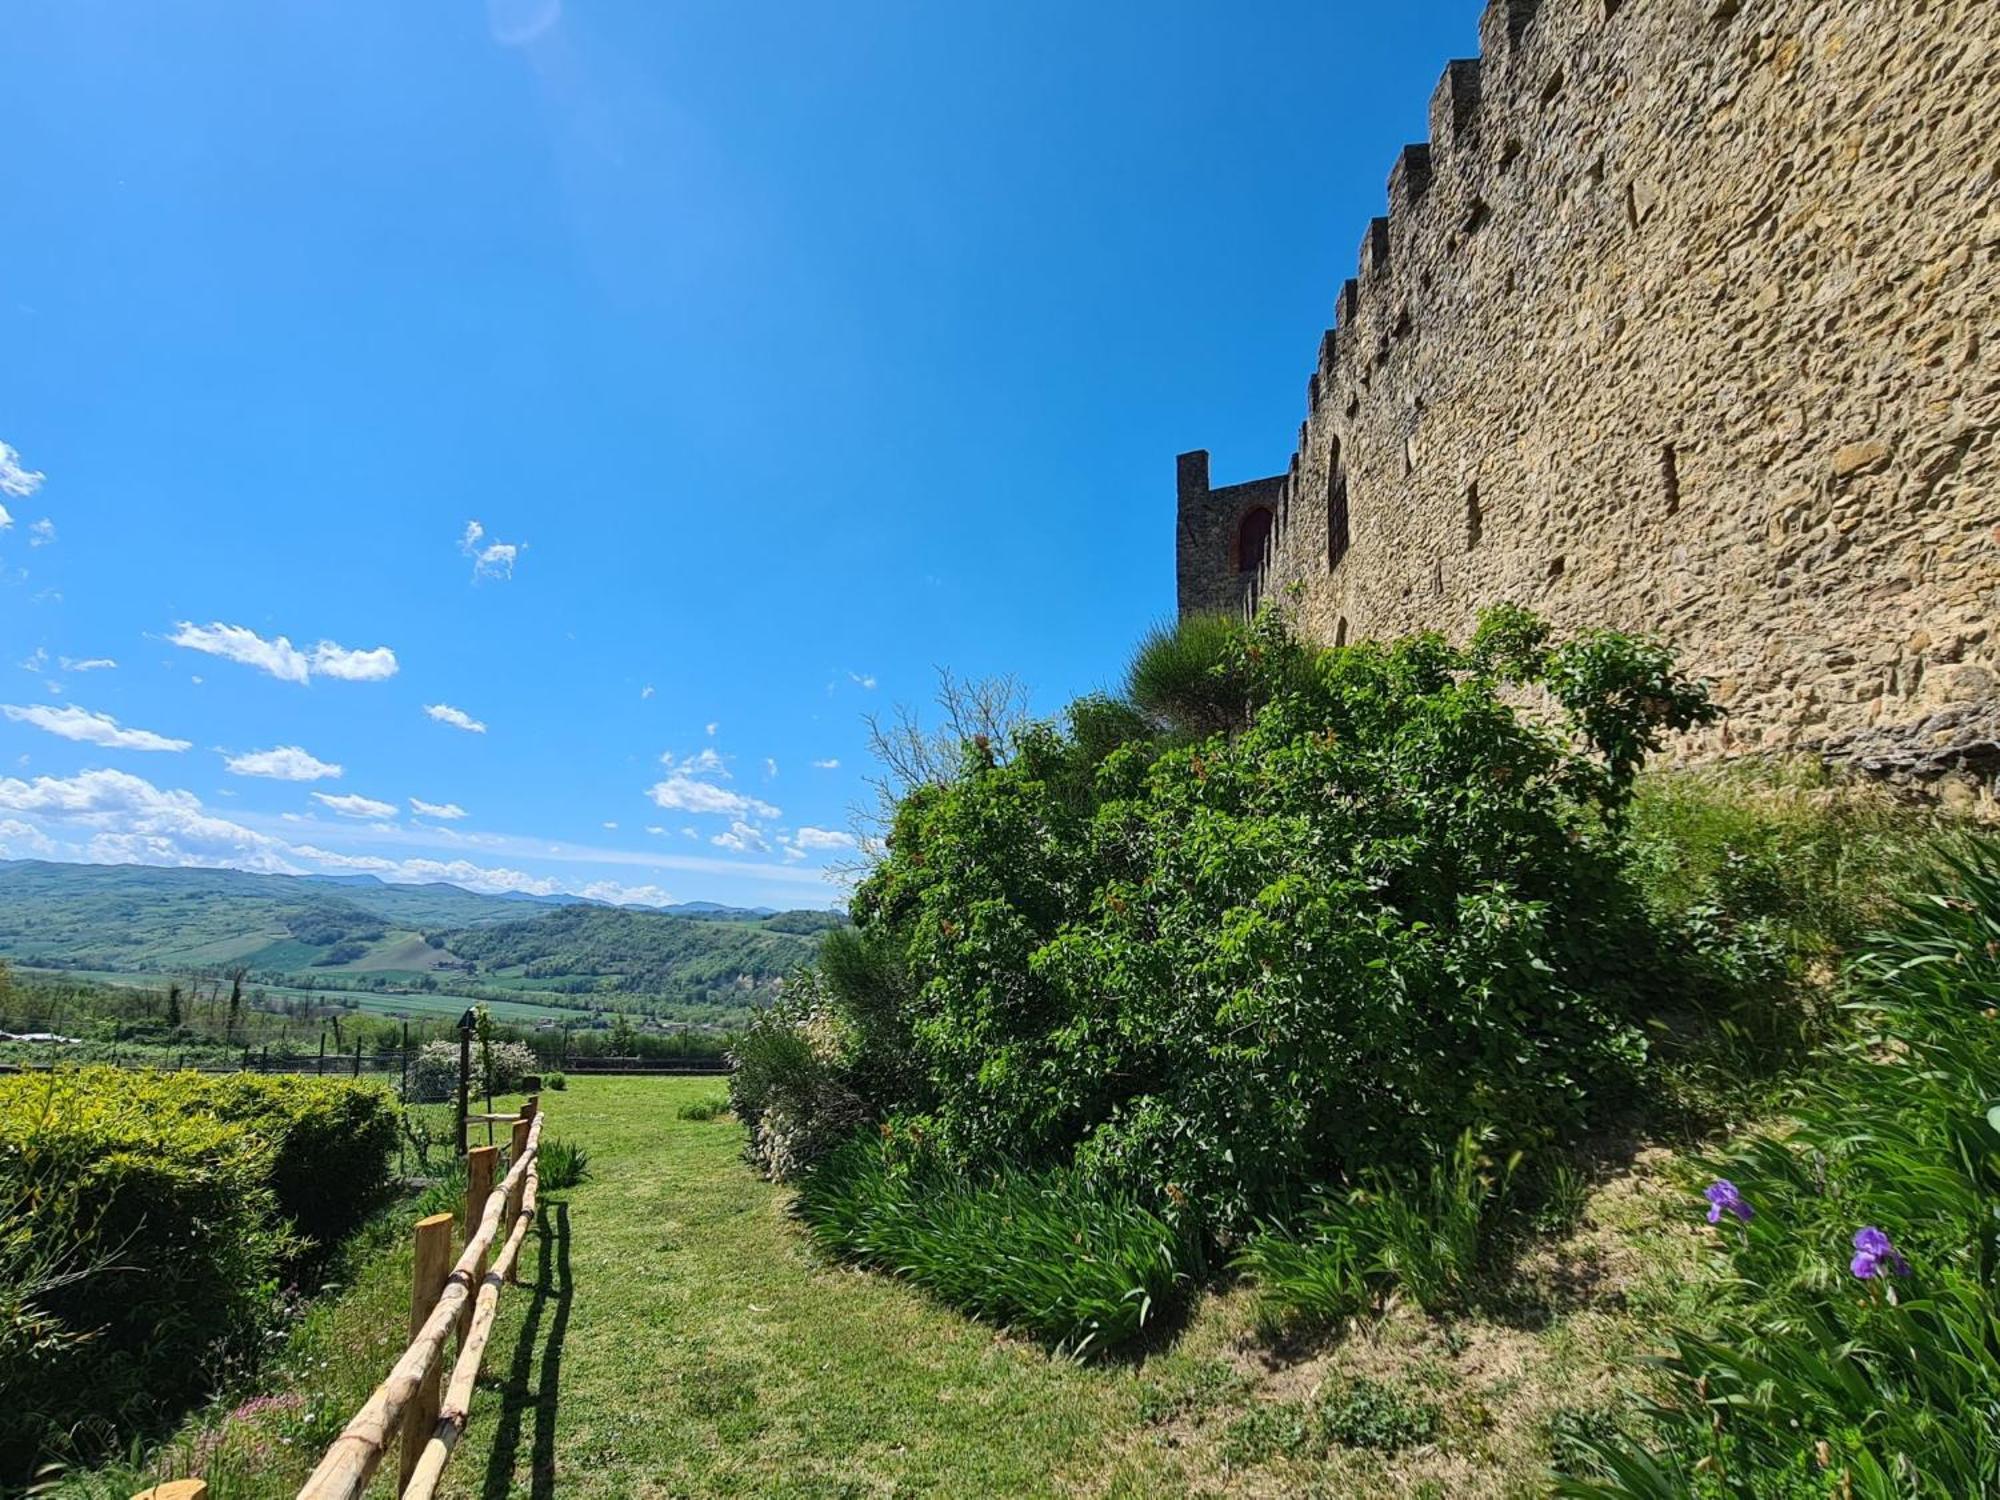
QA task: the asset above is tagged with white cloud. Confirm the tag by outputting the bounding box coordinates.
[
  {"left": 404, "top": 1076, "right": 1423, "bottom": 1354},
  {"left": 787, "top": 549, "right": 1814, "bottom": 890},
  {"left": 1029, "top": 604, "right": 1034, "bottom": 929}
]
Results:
[
  {"left": 59, "top": 657, "right": 117, "bottom": 673},
  {"left": 28, "top": 519, "right": 55, "bottom": 548},
  {"left": 224, "top": 745, "right": 342, "bottom": 781},
  {"left": 710, "top": 819, "right": 770, "bottom": 854},
  {"left": 17, "top": 649, "right": 47, "bottom": 674},
  {"left": 661, "top": 746, "right": 726, "bottom": 778},
  {"left": 459, "top": 519, "right": 523, "bottom": 581},
  {"left": 849, "top": 672, "right": 877, "bottom": 690},
  {"left": 602, "top": 820, "right": 619, "bottom": 830},
  {"left": 166, "top": 622, "right": 397, "bottom": 684},
  {"left": 0, "top": 767, "right": 299, "bottom": 873},
  {"left": 645, "top": 825, "right": 666, "bottom": 835},
  {"left": 811, "top": 757, "right": 841, "bottom": 770},
  {"left": 705, "top": 722, "right": 718, "bottom": 736},
  {"left": 170, "top": 622, "right": 311, "bottom": 684},
  {"left": 793, "top": 826, "right": 858, "bottom": 851},
  {"left": 410, "top": 797, "right": 468, "bottom": 820},
  {"left": 647, "top": 774, "right": 778, "bottom": 819},
  {"left": 0, "top": 817, "right": 57, "bottom": 857},
  {"left": 310, "top": 642, "right": 399, "bottom": 681},
  {"left": 0, "top": 441, "right": 44, "bottom": 499},
  {"left": 578, "top": 881, "right": 675, "bottom": 907},
  {"left": 764, "top": 757, "right": 778, "bottom": 777},
  {"left": 424, "top": 703, "right": 487, "bottom": 734},
  {"left": 312, "top": 791, "right": 399, "bottom": 819},
  {"left": 297, "top": 845, "right": 560, "bottom": 897},
  {"left": 2, "top": 703, "right": 191, "bottom": 753},
  {"left": 0, "top": 503, "right": 10, "bottom": 530},
  {"left": 641, "top": 685, "right": 654, "bottom": 699}
]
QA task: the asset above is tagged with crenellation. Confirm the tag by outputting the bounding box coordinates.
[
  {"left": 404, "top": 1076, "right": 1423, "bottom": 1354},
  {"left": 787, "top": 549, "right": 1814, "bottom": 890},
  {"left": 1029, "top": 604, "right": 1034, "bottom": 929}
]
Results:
[
  {"left": 1172, "top": 0, "right": 2000, "bottom": 815},
  {"left": 1388, "top": 145, "right": 1433, "bottom": 214},
  {"left": 1428, "top": 59, "right": 1483, "bottom": 148}
]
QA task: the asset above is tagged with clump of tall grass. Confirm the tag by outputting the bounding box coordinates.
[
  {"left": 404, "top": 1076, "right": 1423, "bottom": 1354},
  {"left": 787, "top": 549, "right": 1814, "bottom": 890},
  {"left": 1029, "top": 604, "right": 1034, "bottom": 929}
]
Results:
[
  {"left": 676, "top": 1092, "right": 729, "bottom": 1122},
  {"left": 1234, "top": 1129, "right": 1516, "bottom": 1331},
  {"left": 795, "top": 1134, "right": 1193, "bottom": 1357},
  {"left": 537, "top": 1136, "right": 591, "bottom": 1191},
  {"left": 1558, "top": 835, "right": 2000, "bottom": 1496}
]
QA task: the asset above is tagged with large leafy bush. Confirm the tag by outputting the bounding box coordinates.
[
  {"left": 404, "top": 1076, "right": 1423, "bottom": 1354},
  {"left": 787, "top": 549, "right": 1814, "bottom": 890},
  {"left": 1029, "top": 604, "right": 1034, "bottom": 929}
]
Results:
[
  {"left": 0, "top": 1068, "right": 396, "bottom": 1481},
  {"left": 744, "top": 607, "right": 1719, "bottom": 1338}
]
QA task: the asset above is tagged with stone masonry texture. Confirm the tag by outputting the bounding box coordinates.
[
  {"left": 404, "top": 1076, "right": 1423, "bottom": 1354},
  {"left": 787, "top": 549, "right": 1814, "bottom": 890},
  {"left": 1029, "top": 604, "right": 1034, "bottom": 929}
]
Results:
[{"left": 1174, "top": 0, "right": 1999, "bottom": 812}]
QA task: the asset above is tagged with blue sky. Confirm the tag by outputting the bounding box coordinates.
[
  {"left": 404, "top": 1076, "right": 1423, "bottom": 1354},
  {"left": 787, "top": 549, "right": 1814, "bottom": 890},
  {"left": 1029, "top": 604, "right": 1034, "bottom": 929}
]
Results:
[{"left": 1, "top": 0, "right": 1479, "bottom": 910}]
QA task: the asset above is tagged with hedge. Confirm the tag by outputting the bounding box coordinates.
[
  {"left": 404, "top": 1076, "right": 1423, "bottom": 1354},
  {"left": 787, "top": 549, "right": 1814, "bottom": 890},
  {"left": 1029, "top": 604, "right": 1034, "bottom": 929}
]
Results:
[{"left": 0, "top": 1067, "right": 397, "bottom": 1481}]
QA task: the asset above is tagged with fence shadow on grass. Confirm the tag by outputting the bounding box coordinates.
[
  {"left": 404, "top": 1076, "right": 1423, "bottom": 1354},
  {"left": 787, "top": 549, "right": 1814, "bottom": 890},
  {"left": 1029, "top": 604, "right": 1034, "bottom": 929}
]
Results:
[{"left": 480, "top": 1200, "right": 574, "bottom": 1500}]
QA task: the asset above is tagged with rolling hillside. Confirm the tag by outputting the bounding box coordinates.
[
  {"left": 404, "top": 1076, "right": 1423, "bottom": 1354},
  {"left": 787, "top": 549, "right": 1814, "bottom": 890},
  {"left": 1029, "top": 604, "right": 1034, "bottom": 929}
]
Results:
[{"left": 0, "top": 860, "right": 836, "bottom": 1017}]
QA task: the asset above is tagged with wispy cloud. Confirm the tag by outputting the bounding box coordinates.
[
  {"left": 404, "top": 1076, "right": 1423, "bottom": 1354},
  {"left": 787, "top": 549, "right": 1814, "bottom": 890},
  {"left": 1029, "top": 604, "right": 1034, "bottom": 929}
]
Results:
[
  {"left": 640, "top": 685, "right": 654, "bottom": 700},
  {"left": 312, "top": 791, "right": 398, "bottom": 819},
  {"left": 849, "top": 671, "right": 877, "bottom": 690},
  {"left": 167, "top": 622, "right": 399, "bottom": 685},
  {"left": 224, "top": 745, "right": 343, "bottom": 782},
  {"left": 59, "top": 657, "right": 117, "bottom": 673},
  {"left": 792, "top": 826, "right": 858, "bottom": 852},
  {"left": 27, "top": 519, "right": 55, "bottom": 548},
  {"left": 410, "top": 797, "right": 468, "bottom": 820},
  {"left": 811, "top": 757, "right": 841, "bottom": 770},
  {"left": 310, "top": 643, "right": 398, "bottom": 681},
  {"left": 764, "top": 757, "right": 778, "bottom": 777},
  {"left": 459, "top": 519, "right": 523, "bottom": 581},
  {"left": 710, "top": 819, "right": 770, "bottom": 854},
  {"left": 2, "top": 703, "right": 191, "bottom": 752},
  {"left": 660, "top": 747, "right": 726, "bottom": 778},
  {"left": 424, "top": 703, "right": 487, "bottom": 734},
  {"left": 705, "top": 722, "right": 719, "bottom": 736},
  {"left": 647, "top": 774, "right": 778, "bottom": 820},
  {"left": 0, "top": 441, "right": 44, "bottom": 499}
]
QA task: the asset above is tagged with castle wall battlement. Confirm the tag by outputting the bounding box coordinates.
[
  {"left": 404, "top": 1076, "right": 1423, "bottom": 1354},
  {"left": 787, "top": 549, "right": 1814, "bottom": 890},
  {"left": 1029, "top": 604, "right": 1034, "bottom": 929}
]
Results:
[{"left": 1176, "top": 0, "right": 1999, "bottom": 808}]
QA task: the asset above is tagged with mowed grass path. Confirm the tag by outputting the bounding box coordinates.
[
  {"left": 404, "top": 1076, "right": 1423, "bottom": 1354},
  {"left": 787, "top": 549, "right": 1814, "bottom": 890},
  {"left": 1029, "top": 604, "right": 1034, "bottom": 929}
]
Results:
[
  {"left": 448, "top": 1075, "right": 1168, "bottom": 1499},
  {"left": 443, "top": 1078, "right": 1697, "bottom": 1500}
]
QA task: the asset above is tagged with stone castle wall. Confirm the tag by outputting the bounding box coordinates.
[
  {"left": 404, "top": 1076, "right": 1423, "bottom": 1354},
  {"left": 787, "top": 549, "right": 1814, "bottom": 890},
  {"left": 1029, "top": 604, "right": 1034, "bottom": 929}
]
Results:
[{"left": 1175, "top": 0, "right": 1998, "bottom": 808}]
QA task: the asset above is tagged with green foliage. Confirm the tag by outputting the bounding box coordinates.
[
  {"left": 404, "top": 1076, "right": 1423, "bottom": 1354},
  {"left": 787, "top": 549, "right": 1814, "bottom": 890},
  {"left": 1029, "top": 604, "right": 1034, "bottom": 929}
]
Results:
[
  {"left": 0, "top": 1068, "right": 395, "bottom": 1482},
  {"left": 1126, "top": 613, "right": 1256, "bottom": 736},
  {"left": 1234, "top": 1130, "right": 1516, "bottom": 1329},
  {"left": 404, "top": 1036, "right": 534, "bottom": 1104},
  {"left": 675, "top": 1092, "right": 729, "bottom": 1122},
  {"left": 1558, "top": 837, "right": 2000, "bottom": 1497},
  {"left": 794, "top": 1133, "right": 1192, "bottom": 1356},
  {"left": 536, "top": 1136, "right": 591, "bottom": 1191},
  {"left": 541, "top": 1070, "right": 567, "bottom": 1091},
  {"left": 1220, "top": 1378, "right": 1439, "bottom": 1467},
  {"left": 807, "top": 607, "right": 1716, "bottom": 1238}
]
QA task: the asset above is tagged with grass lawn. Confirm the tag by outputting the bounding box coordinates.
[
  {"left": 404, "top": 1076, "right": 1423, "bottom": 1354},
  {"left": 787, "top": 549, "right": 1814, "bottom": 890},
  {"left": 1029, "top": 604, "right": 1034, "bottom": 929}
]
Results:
[{"left": 82, "top": 1076, "right": 1710, "bottom": 1499}]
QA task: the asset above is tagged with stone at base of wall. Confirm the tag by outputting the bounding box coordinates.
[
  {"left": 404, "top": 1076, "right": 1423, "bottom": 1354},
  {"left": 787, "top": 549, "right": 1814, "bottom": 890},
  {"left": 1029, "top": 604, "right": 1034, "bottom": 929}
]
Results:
[{"left": 1812, "top": 702, "right": 2000, "bottom": 822}]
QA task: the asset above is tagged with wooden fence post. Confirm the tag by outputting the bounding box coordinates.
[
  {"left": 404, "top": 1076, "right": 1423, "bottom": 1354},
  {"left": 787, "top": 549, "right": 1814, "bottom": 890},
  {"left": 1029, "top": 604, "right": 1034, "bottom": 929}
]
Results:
[
  {"left": 521, "top": 1093, "right": 539, "bottom": 1124},
  {"left": 399, "top": 1212, "right": 454, "bottom": 1492},
  {"left": 460, "top": 1145, "right": 497, "bottom": 1345},
  {"left": 504, "top": 1115, "right": 531, "bottom": 1285}
]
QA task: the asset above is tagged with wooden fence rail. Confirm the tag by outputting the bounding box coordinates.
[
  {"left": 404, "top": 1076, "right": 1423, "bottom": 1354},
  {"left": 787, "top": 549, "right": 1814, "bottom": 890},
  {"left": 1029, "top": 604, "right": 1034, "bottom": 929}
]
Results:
[{"left": 285, "top": 1096, "right": 545, "bottom": 1500}]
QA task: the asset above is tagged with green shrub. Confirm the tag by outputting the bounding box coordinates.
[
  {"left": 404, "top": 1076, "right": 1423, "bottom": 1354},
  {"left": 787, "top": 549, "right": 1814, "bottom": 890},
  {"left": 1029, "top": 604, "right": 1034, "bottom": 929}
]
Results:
[
  {"left": 1234, "top": 1129, "right": 1516, "bottom": 1329},
  {"left": 789, "top": 607, "right": 1713, "bottom": 1238},
  {"left": 0, "top": 1068, "right": 397, "bottom": 1482},
  {"left": 537, "top": 1136, "right": 590, "bottom": 1191},
  {"left": 404, "top": 1037, "right": 537, "bottom": 1105},
  {"left": 541, "top": 1071, "right": 567, "bottom": 1091},
  {"left": 676, "top": 1092, "right": 729, "bottom": 1122},
  {"left": 795, "top": 1132, "right": 1193, "bottom": 1356},
  {"left": 1558, "top": 837, "right": 2000, "bottom": 1497}
]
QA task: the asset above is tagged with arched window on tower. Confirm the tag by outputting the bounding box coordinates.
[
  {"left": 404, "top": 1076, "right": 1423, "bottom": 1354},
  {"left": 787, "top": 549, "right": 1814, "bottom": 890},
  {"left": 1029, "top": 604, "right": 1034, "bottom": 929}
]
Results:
[{"left": 1236, "top": 506, "right": 1275, "bottom": 574}]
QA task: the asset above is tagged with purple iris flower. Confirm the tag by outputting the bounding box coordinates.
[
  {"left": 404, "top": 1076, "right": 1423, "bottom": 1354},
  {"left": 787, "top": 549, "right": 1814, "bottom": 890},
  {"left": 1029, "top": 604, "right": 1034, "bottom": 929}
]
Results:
[
  {"left": 1704, "top": 1179, "right": 1752, "bottom": 1224},
  {"left": 1850, "top": 1226, "right": 1910, "bottom": 1280}
]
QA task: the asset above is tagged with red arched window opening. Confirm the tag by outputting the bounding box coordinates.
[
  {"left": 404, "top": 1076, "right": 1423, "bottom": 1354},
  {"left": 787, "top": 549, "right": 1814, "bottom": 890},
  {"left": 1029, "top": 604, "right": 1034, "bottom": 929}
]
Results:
[{"left": 1236, "top": 506, "right": 1275, "bottom": 574}]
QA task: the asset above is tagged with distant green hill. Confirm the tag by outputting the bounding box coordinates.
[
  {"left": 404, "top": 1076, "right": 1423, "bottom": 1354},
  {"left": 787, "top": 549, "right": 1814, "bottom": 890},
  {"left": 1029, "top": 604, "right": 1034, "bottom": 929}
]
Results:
[{"left": 0, "top": 860, "right": 837, "bottom": 1017}]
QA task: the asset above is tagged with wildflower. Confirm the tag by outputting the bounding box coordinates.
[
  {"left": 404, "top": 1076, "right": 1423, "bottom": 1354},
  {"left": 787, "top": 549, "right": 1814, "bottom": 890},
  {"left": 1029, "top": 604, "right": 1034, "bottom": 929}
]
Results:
[
  {"left": 1703, "top": 1179, "right": 1752, "bottom": 1224},
  {"left": 1849, "top": 1226, "right": 1910, "bottom": 1279}
]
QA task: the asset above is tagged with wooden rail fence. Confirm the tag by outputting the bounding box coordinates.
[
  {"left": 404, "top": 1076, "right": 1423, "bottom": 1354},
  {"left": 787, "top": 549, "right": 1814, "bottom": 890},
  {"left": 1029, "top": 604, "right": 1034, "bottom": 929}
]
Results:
[{"left": 134, "top": 1095, "right": 551, "bottom": 1500}]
